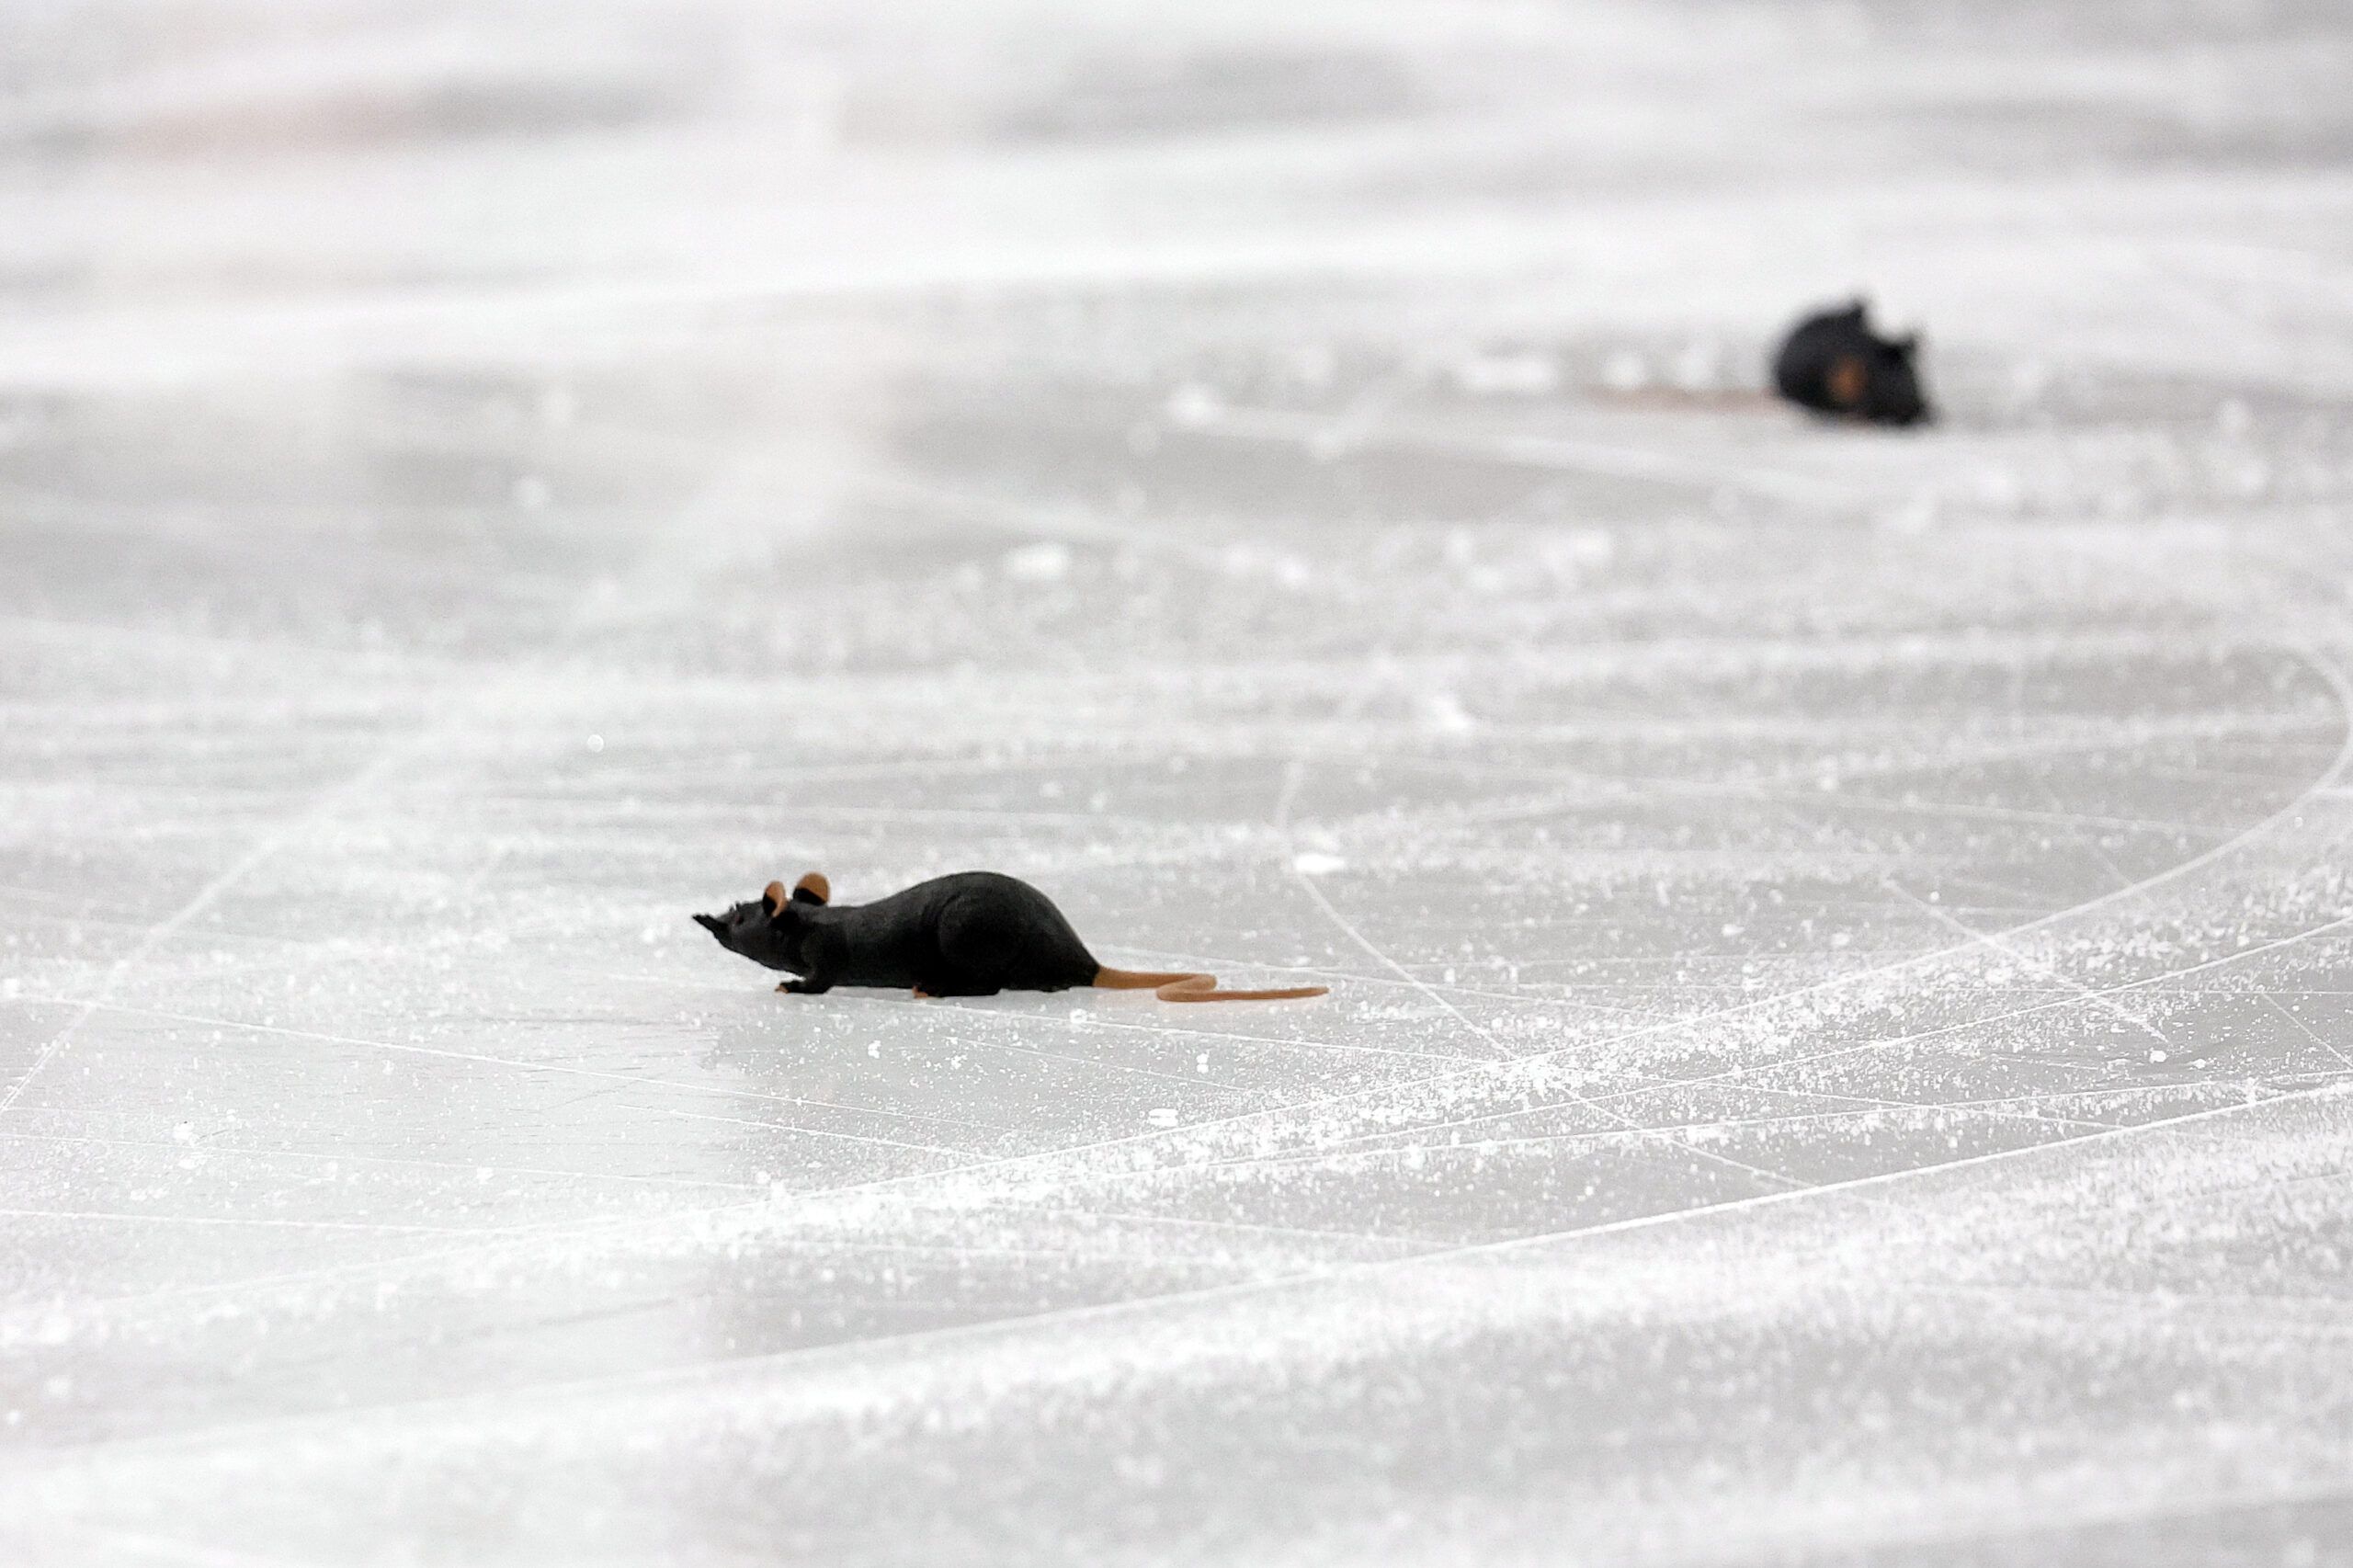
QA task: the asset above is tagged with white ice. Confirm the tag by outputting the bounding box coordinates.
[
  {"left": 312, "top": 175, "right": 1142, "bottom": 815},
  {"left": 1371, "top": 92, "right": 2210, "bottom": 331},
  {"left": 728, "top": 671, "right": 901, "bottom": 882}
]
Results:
[{"left": 5, "top": 1, "right": 2353, "bottom": 1562}]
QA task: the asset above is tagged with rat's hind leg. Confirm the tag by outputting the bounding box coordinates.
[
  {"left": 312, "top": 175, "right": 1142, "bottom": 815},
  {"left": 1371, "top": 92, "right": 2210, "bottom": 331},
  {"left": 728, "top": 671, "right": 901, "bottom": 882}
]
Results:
[{"left": 931, "top": 894, "right": 1030, "bottom": 995}]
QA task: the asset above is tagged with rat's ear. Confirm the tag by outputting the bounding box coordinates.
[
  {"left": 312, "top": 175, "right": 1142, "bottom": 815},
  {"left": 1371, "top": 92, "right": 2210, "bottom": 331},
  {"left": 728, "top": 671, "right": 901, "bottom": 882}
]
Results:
[
  {"left": 791, "top": 871, "right": 830, "bottom": 906},
  {"left": 763, "top": 881, "right": 791, "bottom": 917},
  {"left": 1826, "top": 354, "right": 1870, "bottom": 408}
]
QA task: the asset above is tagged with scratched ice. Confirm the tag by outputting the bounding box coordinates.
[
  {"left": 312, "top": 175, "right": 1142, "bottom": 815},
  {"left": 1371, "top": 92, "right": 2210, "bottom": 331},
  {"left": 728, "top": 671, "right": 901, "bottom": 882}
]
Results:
[{"left": 5, "top": 1, "right": 2353, "bottom": 1563}]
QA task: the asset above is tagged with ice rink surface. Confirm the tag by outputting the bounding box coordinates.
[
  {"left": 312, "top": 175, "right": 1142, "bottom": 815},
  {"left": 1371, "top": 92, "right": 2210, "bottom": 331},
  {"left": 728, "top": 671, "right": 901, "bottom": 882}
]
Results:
[{"left": 5, "top": 0, "right": 2353, "bottom": 1562}]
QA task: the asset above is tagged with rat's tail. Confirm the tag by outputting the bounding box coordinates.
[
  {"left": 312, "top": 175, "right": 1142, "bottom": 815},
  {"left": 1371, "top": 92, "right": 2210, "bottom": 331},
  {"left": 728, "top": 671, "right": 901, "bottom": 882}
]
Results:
[
  {"left": 1591, "top": 385, "right": 1781, "bottom": 413},
  {"left": 1092, "top": 967, "right": 1327, "bottom": 1004}
]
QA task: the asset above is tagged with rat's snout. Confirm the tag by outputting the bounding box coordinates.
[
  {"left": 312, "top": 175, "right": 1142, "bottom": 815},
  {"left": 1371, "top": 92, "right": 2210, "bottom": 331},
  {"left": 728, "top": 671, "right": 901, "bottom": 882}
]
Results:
[{"left": 692, "top": 913, "right": 726, "bottom": 937}]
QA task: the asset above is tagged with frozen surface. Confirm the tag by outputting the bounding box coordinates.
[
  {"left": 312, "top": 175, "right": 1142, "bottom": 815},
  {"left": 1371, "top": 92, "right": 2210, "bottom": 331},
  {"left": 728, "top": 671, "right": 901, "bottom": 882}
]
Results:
[{"left": 5, "top": 1, "right": 2353, "bottom": 1562}]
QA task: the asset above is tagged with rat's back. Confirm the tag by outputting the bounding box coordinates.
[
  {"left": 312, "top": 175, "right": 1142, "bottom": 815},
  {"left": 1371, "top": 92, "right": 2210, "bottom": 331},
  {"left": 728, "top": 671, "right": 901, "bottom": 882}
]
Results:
[
  {"left": 1772, "top": 302, "right": 1869, "bottom": 401},
  {"left": 878, "top": 870, "right": 1100, "bottom": 990}
]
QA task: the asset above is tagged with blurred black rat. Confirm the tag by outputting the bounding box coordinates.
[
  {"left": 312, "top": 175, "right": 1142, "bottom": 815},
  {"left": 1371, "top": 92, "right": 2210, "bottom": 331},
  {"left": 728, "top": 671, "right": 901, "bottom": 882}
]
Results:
[
  {"left": 695, "top": 870, "right": 1328, "bottom": 1004},
  {"left": 1770, "top": 300, "right": 1933, "bottom": 426}
]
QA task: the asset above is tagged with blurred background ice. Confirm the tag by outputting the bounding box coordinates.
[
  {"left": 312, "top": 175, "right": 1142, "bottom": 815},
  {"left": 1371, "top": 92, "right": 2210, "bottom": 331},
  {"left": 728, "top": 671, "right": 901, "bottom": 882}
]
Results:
[{"left": 4, "top": 1, "right": 2353, "bottom": 1562}]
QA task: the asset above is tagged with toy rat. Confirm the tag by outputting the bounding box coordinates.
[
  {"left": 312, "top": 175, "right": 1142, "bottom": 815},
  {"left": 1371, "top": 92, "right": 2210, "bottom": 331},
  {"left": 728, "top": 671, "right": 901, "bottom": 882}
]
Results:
[
  {"left": 1770, "top": 299, "right": 1933, "bottom": 426},
  {"left": 696, "top": 870, "right": 1328, "bottom": 1004}
]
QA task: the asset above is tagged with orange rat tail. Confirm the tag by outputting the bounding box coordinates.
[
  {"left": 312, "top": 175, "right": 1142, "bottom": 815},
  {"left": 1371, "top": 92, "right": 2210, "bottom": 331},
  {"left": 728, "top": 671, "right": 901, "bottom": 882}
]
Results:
[
  {"left": 1092, "top": 967, "right": 1328, "bottom": 1004},
  {"left": 1591, "top": 385, "right": 1781, "bottom": 413}
]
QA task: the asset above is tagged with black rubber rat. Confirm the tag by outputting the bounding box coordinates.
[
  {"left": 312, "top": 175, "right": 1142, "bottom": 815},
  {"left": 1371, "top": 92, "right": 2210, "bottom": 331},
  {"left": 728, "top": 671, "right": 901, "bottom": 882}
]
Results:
[
  {"left": 1770, "top": 300, "right": 1932, "bottom": 426},
  {"left": 694, "top": 870, "right": 1328, "bottom": 1004}
]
